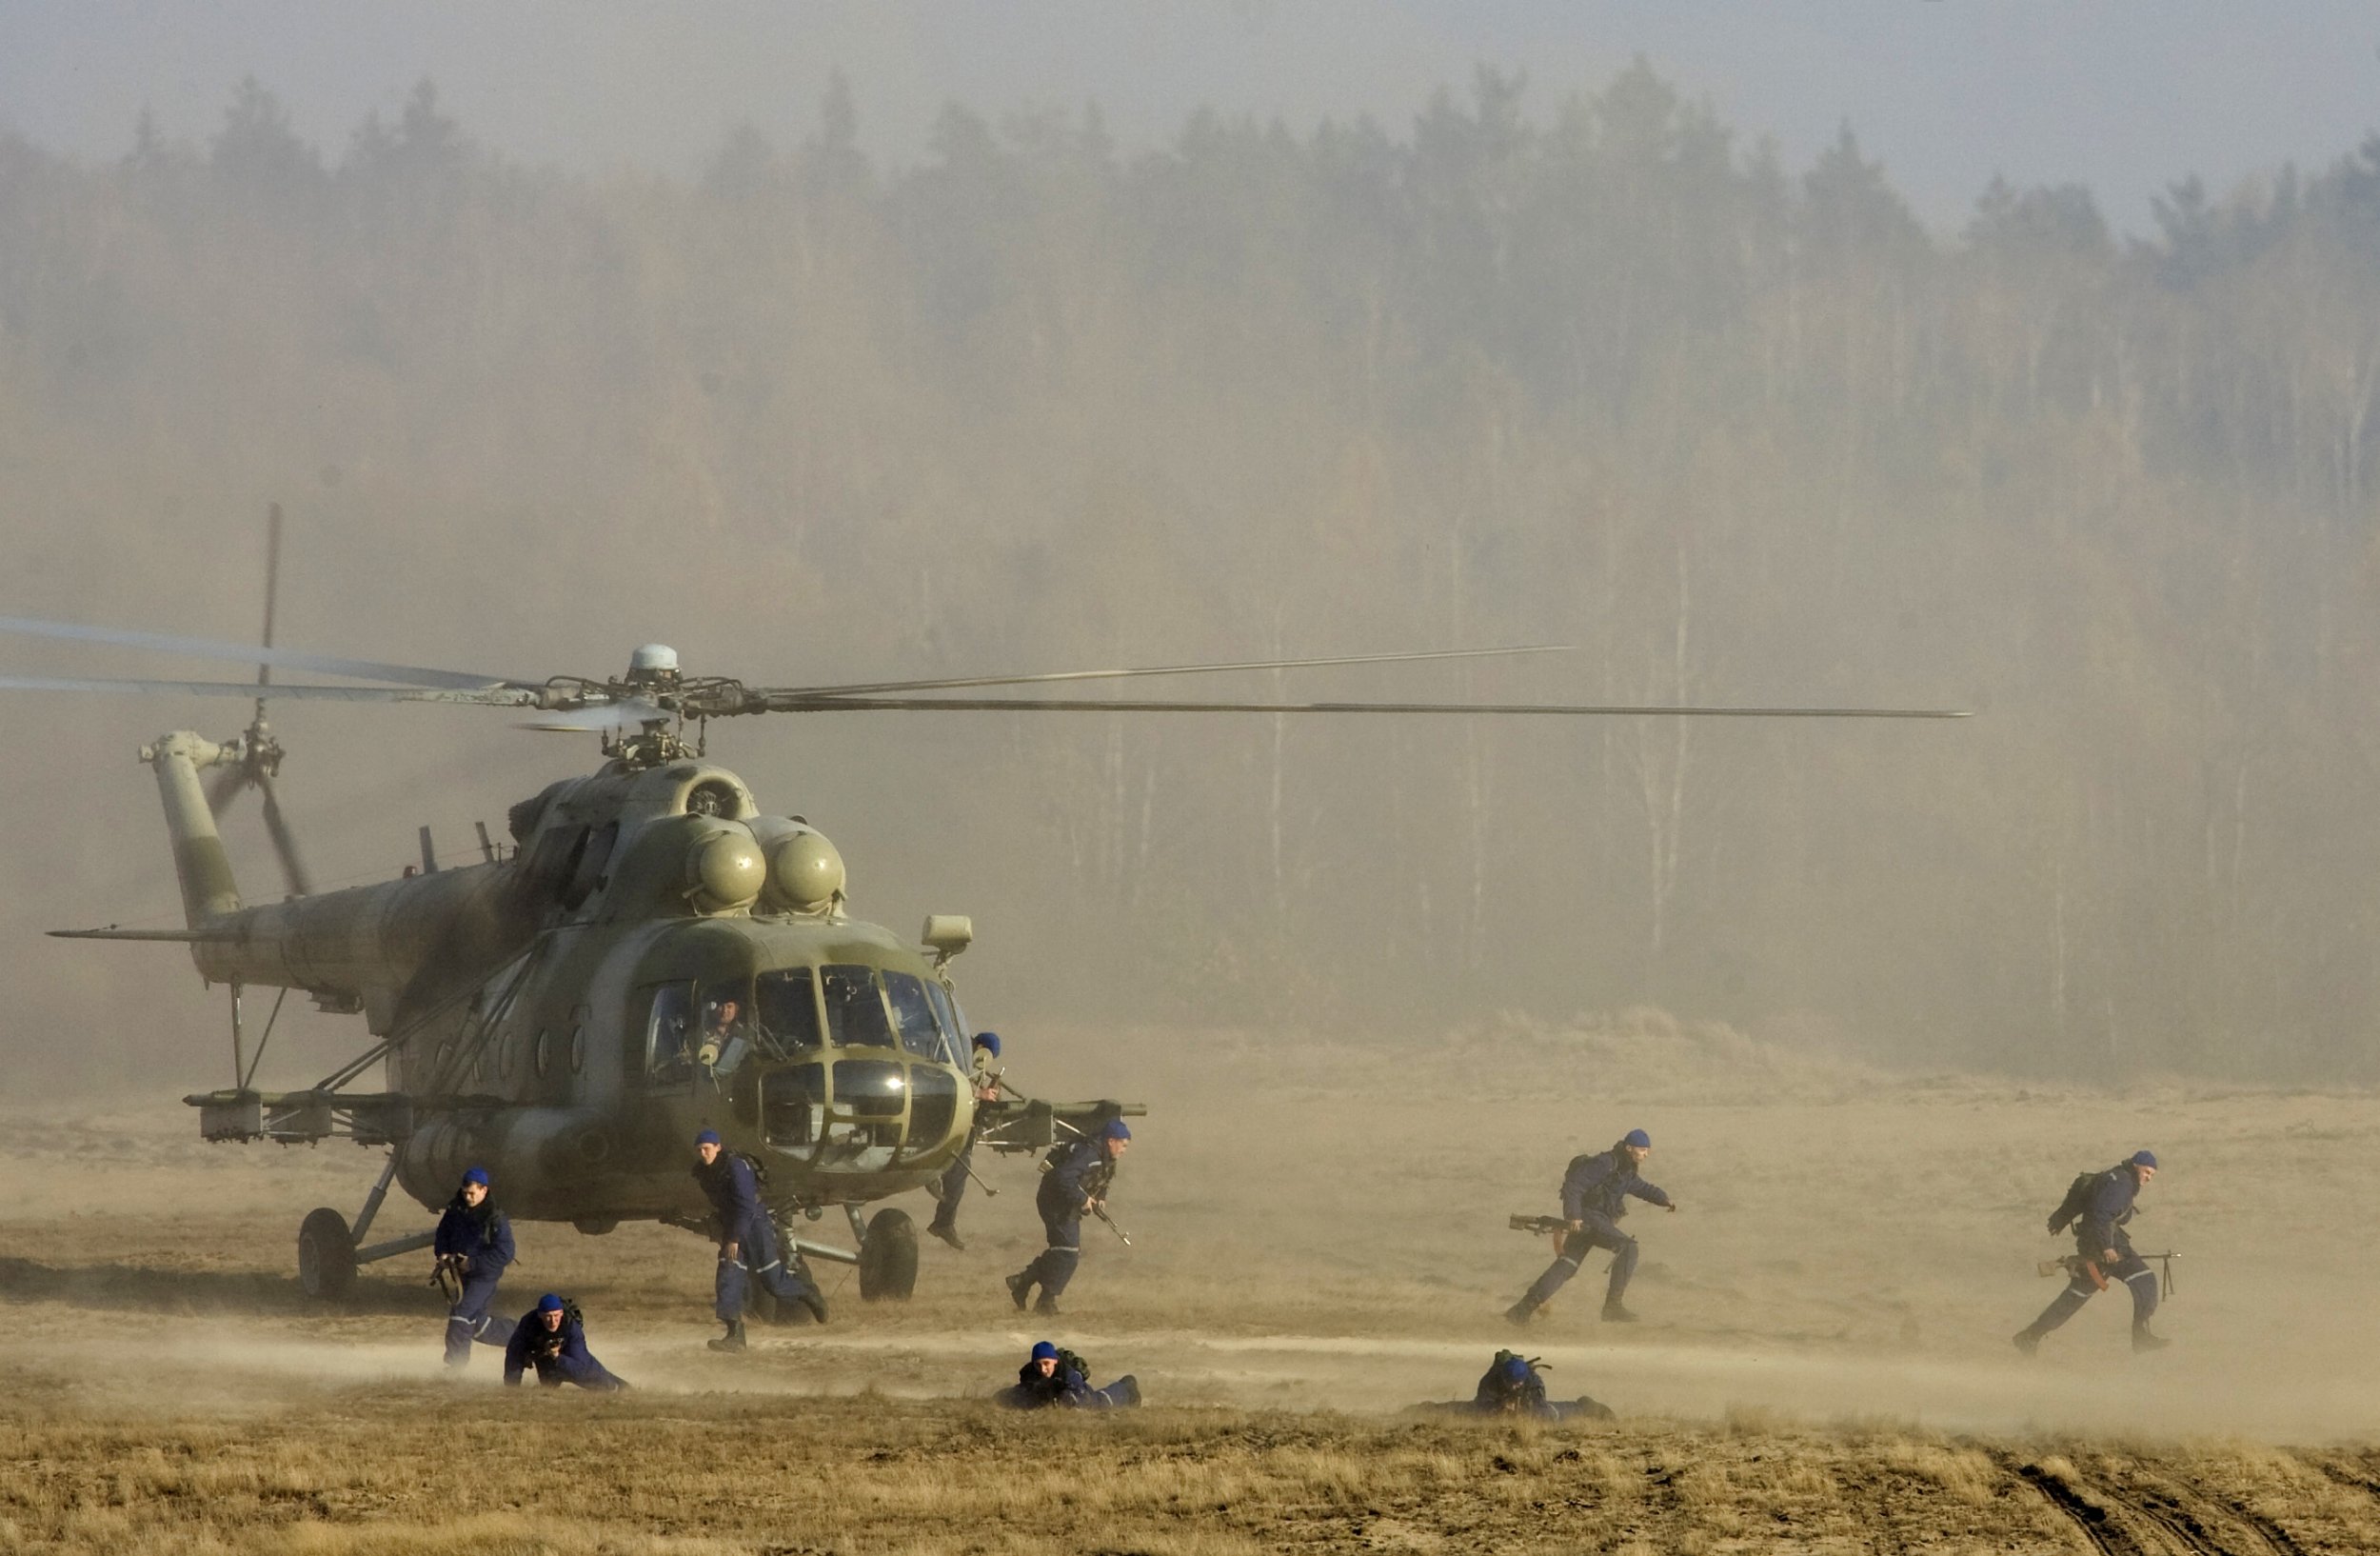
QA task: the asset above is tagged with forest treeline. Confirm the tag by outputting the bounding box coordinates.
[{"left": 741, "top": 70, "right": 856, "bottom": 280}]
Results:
[{"left": 5, "top": 67, "right": 2378, "bottom": 1083}]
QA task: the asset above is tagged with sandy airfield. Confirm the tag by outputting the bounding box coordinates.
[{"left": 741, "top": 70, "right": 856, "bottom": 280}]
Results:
[{"left": 3, "top": 1014, "right": 2378, "bottom": 1553}]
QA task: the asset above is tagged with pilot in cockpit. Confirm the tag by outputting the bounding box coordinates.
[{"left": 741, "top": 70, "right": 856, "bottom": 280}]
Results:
[{"left": 695, "top": 995, "right": 749, "bottom": 1072}]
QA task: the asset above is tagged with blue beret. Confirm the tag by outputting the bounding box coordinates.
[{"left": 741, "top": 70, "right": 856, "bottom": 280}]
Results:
[
  {"left": 1622, "top": 1129, "right": 1652, "bottom": 1149},
  {"left": 1102, "top": 1118, "right": 1132, "bottom": 1142},
  {"left": 538, "top": 1293, "right": 565, "bottom": 1313},
  {"left": 462, "top": 1166, "right": 490, "bottom": 1187},
  {"left": 1030, "top": 1341, "right": 1059, "bottom": 1362},
  {"left": 973, "top": 1031, "right": 1002, "bottom": 1057},
  {"left": 2131, "top": 1149, "right": 2157, "bottom": 1169},
  {"left": 695, "top": 1128, "right": 722, "bottom": 1147}
]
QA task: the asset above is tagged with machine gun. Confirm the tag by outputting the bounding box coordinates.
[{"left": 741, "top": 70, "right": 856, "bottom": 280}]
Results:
[
  {"left": 975, "top": 1094, "right": 1146, "bottom": 1156},
  {"left": 1509, "top": 1214, "right": 1570, "bottom": 1237},
  {"left": 2038, "top": 1249, "right": 2180, "bottom": 1299}
]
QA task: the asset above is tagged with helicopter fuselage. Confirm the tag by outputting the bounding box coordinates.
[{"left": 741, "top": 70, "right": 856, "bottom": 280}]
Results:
[{"left": 150, "top": 733, "right": 978, "bottom": 1227}]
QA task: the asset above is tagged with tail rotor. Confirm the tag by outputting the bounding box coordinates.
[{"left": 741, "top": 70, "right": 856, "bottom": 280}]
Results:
[{"left": 206, "top": 503, "right": 313, "bottom": 899}]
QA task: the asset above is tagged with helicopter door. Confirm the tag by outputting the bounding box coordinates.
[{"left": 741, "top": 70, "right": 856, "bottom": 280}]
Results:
[{"left": 636, "top": 981, "right": 697, "bottom": 1085}]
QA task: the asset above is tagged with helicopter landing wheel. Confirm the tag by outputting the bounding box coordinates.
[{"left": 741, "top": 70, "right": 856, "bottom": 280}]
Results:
[
  {"left": 297, "top": 1207, "right": 356, "bottom": 1301},
  {"left": 857, "top": 1207, "right": 918, "bottom": 1302}
]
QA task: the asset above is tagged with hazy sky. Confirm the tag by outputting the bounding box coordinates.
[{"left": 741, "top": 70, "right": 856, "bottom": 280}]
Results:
[{"left": 4, "top": 3, "right": 2378, "bottom": 230}]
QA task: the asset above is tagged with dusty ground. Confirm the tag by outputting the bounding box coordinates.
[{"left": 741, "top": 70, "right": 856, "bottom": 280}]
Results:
[{"left": 3, "top": 1013, "right": 2376, "bottom": 1552}]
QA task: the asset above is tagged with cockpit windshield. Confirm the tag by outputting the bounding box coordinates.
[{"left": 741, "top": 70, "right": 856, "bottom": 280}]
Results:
[
  {"left": 819, "top": 964, "right": 896, "bottom": 1049},
  {"left": 882, "top": 971, "right": 949, "bottom": 1061},
  {"left": 754, "top": 967, "right": 823, "bottom": 1053}
]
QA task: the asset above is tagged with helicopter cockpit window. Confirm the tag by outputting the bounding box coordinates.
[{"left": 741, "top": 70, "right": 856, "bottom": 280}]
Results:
[
  {"left": 643, "top": 982, "right": 696, "bottom": 1082},
  {"left": 754, "top": 967, "right": 823, "bottom": 1052},
  {"left": 923, "top": 981, "right": 970, "bottom": 1070},
  {"left": 696, "top": 987, "right": 754, "bottom": 1076},
  {"left": 881, "top": 971, "right": 946, "bottom": 1062},
  {"left": 819, "top": 964, "right": 896, "bottom": 1049}
]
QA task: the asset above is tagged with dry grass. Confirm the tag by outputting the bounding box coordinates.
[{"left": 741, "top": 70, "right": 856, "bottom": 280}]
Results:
[{"left": 5, "top": 1394, "right": 2378, "bottom": 1554}]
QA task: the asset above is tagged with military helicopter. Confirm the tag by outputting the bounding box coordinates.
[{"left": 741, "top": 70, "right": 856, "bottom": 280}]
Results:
[{"left": 7, "top": 509, "right": 1966, "bottom": 1306}]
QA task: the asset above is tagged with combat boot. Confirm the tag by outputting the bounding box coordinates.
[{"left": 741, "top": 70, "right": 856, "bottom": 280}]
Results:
[
  {"left": 1005, "top": 1271, "right": 1034, "bottom": 1311},
  {"left": 706, "top": 1318, "right": 747, "bottom": 1353},
  {"left": 2132, "top": 1325, "right": 2171, "bottom": 1353},
  {"left": 1502, "top": 1301, "right": 1536, "bottom": 1327},
  {"left": 928, "top": 1219, "right": 966, "bottom": 1251},
  {"left": 1033, "top": 1295, "right": 1062, "bottom": 1317},
  {"left": 2012, "top": 1327, "right": 2043, "bottom": 1357},
  {"left": 1600, "top": 1301, "right": 1640, "bottom": 1324},
  {"left": 798, "top": 1287, "right": 829, "bottom": 1326}
]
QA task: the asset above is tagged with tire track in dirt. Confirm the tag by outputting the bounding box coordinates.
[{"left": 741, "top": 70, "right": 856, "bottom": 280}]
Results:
[
  {"left": 2299, "top": 1453, "right": 2380, "bottom": 1506},
  {"left": 1988, "top": 1448, "right": 2292, "bottom": 1556},
  {"left": 2088, "top": 1459, "right": 2296, "bottom": 1556},
  {"left": 1991, "top": 1451, "right": 2155, "bottom": 1556}
]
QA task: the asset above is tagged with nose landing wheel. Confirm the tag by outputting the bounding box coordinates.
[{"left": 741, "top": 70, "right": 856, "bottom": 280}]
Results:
[
  {"left": 857, "top": 1207, "right": 917, "bottom": 1301},
  {"left": 297, "top": 1207, "right": 357, "bottom": 1300}
]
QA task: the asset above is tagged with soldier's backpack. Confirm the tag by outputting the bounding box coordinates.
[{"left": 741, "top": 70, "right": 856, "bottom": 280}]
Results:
[
  {"left": 1475, "top": 1350, "right": 1549, "bottom": 1413},
  {"left": 1056, "top": 1346, "right": 1093, "bottom": 1384},
  {"left": 733, "top": 1149, "right": 770, "bottom": 1187},
  {"left": 2046, "top": 1170, "right": 2097, "bottom": 1235}
]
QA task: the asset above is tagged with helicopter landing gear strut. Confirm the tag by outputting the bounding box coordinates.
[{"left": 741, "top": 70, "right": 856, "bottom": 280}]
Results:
[{"left": 296, "top": 1153, "right": 436, "bottom": 1301}]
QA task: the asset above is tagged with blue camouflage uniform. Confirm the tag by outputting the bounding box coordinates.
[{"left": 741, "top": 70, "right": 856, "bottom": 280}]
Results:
[
  {"left": 503, "top": 1297, "right": 626, "bottom": 1390},
  {"left": 434, "top": 1186, "right": 515, "bottom": 1366},
  {"left": 1008, "top": 1127, "right": 1121, "bottom": 1312},
  {"left": 693, "top": 1148, "right": 823, "bottom": 1325},
  {"left": 1510, "top": 1139, "right": 1671, "bottom": 1320},
  {"left": 2017, "top": 1154, "right": 2165, "bottom": 1352}
]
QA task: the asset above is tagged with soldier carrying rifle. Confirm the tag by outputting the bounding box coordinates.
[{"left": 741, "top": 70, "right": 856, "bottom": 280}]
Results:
[
  {"left": 1504, "top": 1128, "right": 1676, "bottom": 1327},
  {"left": 433, "top": 1165, "right": 515, "bottom": 1368},
  {"left": 2014, "top": 1149, "right": 2172, "bottom": 1356},
  {"left": 1006, "top": 1117, "right": 1130, "bottom": 1317}
]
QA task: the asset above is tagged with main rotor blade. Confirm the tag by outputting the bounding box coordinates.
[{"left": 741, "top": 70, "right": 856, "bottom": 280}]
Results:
[
  {"left": 0, "top": 673, "right": 544, "bottom": 706},
  {"left": 257, "top": 774, "right": 313, "bottom": 898},
  {"left": 515, "top": 698, "right": 670, "bottom": 732},
  {"left": 257, "top": 502, "right": 283, "bottom": 691},
  {"left": 764, "top": 695, "right": 1975, "bottom": 717},
  {"left": 770, "top": 645, "right": 1575, "bottom": 701},
  {"left": 0, "top": 615, "right": 524, "bottom": 690}
]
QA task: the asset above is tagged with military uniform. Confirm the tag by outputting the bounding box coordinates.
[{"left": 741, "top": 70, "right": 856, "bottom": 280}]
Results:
[
  {"left": 503, "top": 1295, "right": 627, "bottom": 1390},
  {"left": 2016, "top": 1151, "right": 2168, "bottom": 1354},
  {"left": 928, "top": 1033, "right": 1002, "bottom": 1248},
  {"left": 1006, "top": 1124, "right": 1124, "bottom": 1315},
  {"left": 994, "top": 1341, "right": 1140, "bottom": 1409},
  {"left": 1418, "top": 1351, "right": 1614, "bottom": 1421},
  {"left": 433, "top": 1175, "right": 515, "bottom": 1366},
  {"left": 694, "top": 1147, "right": 826, "bottom": 1345},
  {"left": 1507, "top": 1134, "right": 1671, "bottom": 1325}
]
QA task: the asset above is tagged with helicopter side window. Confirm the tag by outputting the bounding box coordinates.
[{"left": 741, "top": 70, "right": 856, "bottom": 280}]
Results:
[
  {"left": 526, "top": 824, "right": 588, "bottom": 900},
  {"left": 923, "top": 981, "right": 970, "bottom": 1070},
  {"left": 642, "top": 982, "right": 696, "bottom": 1082},
  {"left": 882, "top": 972, "right": 945, "bottom": 1061},
  {"left": 754, "top": 968, "right": 823, "bottom": 1053},
  {"left": 819, "top": 964, "right": 896, "bottom": 1049},
  {"left": 697, "top": 987, "right": 754, "bottom": 1076}
]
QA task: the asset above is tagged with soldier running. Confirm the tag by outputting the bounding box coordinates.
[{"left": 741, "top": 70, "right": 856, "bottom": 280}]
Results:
[
  {"left": 927, "top": 1030, "right": 1003, "bottom": 1250},
  {"left": 434, "top": 1165, "right": 515, "bottom": 1366},
  {"left": 2015, "top": 1148, "right": 2170, "bottom": 1355},
  {"left": 692, "top": 1127, "right": 826, "bottom": 1351},
  {"left": 1504, "top": 1128, "right": 1676, "bottom": 1326},
  {"left": 1006, "top": 1117, "right": 1129, "bottom": 1316},
  {"left": 503, "top": 1293, "right": 628, "bottom": 1390}
]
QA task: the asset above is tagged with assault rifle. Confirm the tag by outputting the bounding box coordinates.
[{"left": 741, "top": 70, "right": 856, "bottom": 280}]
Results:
[
  {"left": 1092, "top": 1202, "right": 1133, "bottom": 1247},
  {"left": 1509, "top": 1214, "right": 1570, "bottom": 1236},
  {"left": 2038, "top": 1249, "right": 2179, "bottom": 1299},
  {"left": 430, "top": 1251, "right": 466, "bottom": 1304}
]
